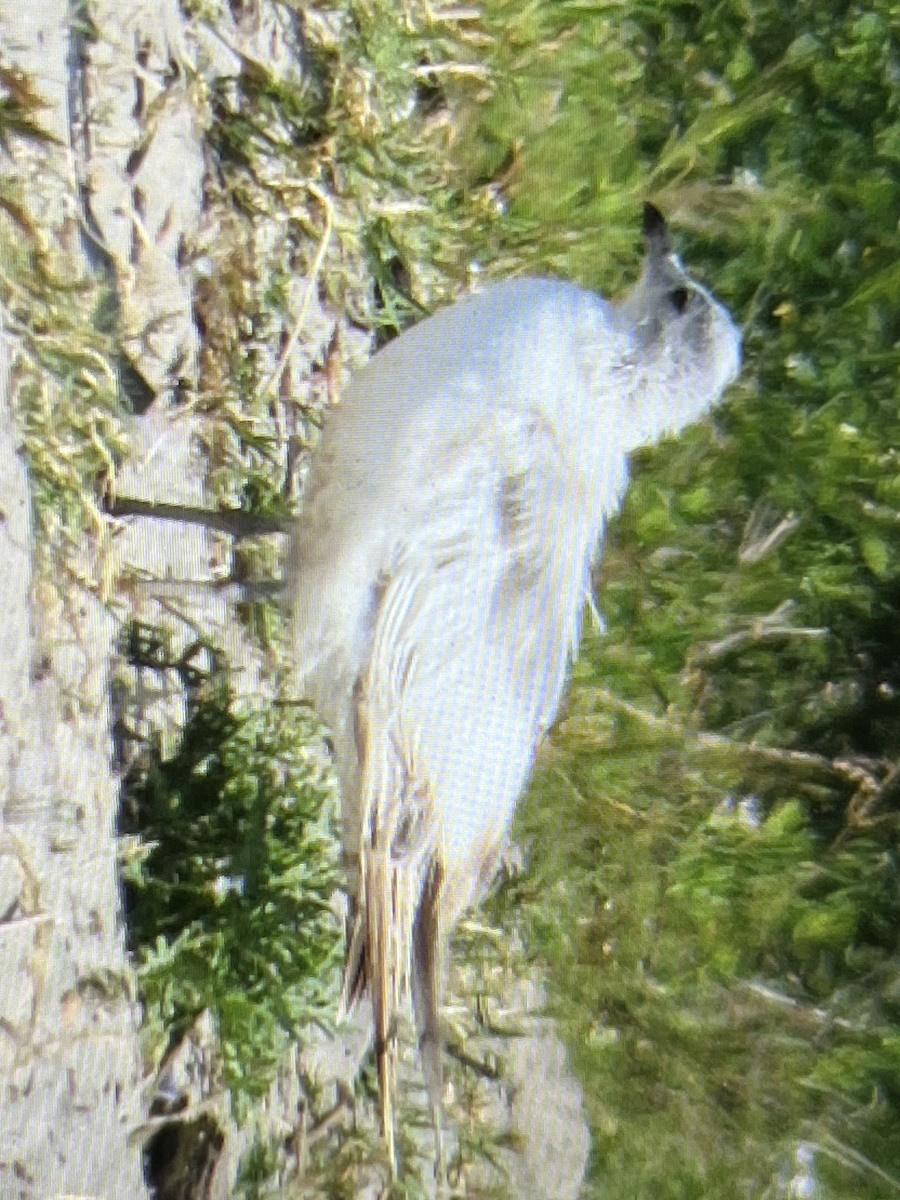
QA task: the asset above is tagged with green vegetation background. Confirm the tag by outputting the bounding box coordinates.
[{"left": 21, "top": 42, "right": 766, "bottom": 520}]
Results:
[{"left": 457, "top": 2, "right": 900, "bottom": 1197}]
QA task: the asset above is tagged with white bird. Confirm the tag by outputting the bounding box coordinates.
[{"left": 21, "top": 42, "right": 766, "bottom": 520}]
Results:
[{"left": 286, "top": 203, "right": 741, "bottom": 1174}]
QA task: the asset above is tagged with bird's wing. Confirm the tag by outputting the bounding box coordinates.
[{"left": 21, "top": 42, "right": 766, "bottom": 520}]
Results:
[
  {"left": 363, "top": 403, "right": 597, "bottom": 894},
  {"left": 348, "top": 404, "right": 598, "bottom": 1169}
]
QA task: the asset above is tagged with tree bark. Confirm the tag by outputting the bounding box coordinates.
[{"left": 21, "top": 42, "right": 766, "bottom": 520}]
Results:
[{"left": 0, "top": 2, "right": 592, "bottom": 1196}]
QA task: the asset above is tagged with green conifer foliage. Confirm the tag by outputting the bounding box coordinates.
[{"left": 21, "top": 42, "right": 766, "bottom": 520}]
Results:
[
  {"left": 456, "top": 1, "right": 900, "bottom": 1195},
  {"left": 122, "top": 674, "right": 341, "bottom": 1121}
]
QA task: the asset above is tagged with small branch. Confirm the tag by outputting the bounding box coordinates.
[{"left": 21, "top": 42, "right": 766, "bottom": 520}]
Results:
[
  {"left": 0, "top": 911, "right": 53, "bottom": 934},
  {"left": 107, "top": 496, "right": 290, "bottom": 537},
  {"left": 739, "top": 507, "right": 801, "bottom": 564},
  {"left": 578, "top": 686, "right": 862, "bottom": 785},
  {"left": 690, "top": 600, "right": 828, "bottom": 669},
  {"left": 444, "top": 1040, "right": 502, "bottom": 1081},
  {"left": 413, "top": 62, "right": 492, "bottom": 80},
  {"left": 293, "top": 1084, "right": 355, "bottom": 1173},
  {"left": 260, "top": 181, "right": 334, "bottom": 404},
  {"left": 691, "top": 622, "right": 828, "bottom": 667},
  {"left": 128, "top": 1095, "right": 225, "bottom": 1145},
  {"left": 811, "top": 1136, "right": 900, "bottom": 1193},
  {"left": 553, "top": 766, "right": 640, "bottom": 820},
  {"left": 739, "top": 981, "right": 862, "bottom": 1032},
  {"left": 123, "top": 576, "right": 285, "bottom": 602},
  {"left": 833, "top": 758, "right": 900, "bottom": 846}
]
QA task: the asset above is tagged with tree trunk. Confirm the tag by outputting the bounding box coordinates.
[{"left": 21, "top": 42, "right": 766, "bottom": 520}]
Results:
[
  {"left": 0, "top": 2, "right": 152, "bottom": 1196},
  {"left": 0, "top": 2, "right": 591, "bottom": 1196}
]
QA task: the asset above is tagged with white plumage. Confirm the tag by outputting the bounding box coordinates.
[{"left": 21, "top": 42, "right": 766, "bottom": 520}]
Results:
[{"left": 287, "top": 205, "right": 741, "bottom": 1173}]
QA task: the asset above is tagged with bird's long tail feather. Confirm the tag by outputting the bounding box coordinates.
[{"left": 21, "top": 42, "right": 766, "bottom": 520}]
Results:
[
  {"left": 350, "top": 836, "right": 443, "bottom": 1179},
  {"left": 412, "top": 860, "right": 446, "bottom": 1174},
  {"left": 366, "top": 844, "right": 401, "bottom": 1175}
]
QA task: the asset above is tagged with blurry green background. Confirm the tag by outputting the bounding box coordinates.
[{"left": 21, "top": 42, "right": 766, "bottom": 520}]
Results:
[{"left": 448, "top": 2, "right": 900, "bottom": 1196}]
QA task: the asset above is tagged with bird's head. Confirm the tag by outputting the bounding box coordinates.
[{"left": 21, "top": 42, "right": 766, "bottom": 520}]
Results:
[{"left": 614, "top": 203, "right": 742, "bottom": 450}]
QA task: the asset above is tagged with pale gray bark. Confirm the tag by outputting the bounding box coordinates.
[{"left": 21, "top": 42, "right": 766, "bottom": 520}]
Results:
[
  {"left": 0, "top": 2, "right": 590, "bottom": 1197},
  {"left": 0, "top": 1, "right": 151, "bottom": 1196}
]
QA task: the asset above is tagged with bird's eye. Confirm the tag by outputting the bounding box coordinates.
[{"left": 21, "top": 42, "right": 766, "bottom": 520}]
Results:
[{"left": 669, "top": 286, "right": 690, "bottom": 314}]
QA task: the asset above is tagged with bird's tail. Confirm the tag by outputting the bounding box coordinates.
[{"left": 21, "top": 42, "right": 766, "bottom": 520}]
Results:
[
  {"left": 340, "top": 567, "right": 446, "bottom": 1175},
  {"left": 340, "top": 835, "right": 445, "bottom": 1179},
  {"left": 365, "top": 842, "right": 403, "bottom": 1175},
  {"left": 412, "top": 860, "right": 446, "bottom": 1173}
]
